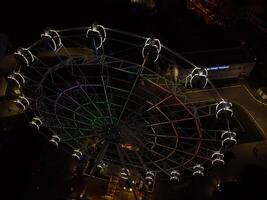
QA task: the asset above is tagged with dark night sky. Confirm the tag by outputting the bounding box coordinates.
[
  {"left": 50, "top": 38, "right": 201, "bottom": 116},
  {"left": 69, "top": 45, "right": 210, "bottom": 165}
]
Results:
[{"left": 1, "top": 0, "right": 240, "bottom": 52}]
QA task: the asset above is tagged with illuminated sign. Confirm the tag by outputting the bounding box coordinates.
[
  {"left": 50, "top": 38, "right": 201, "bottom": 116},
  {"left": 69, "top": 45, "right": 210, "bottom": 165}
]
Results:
[{"left": 206, "top": 65, "right": 230, "bottom": 71}]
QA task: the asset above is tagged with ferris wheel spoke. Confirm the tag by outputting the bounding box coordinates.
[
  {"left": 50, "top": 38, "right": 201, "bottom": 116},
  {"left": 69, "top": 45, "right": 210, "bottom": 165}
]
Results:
[
  {"left": 101, "top": 71, "right": 114, "bottom": 126},
  {"left": 116, "top": 55, "right": 148, "bottom": 126},
  {"left": 60, "top": 127, "right": 85, "bottom": 147},
  {"left": 141, "top": 76, "right": 170, "bottom": 94},
  {"left": 76, "top": 82, "right": 108, "bottom": 123},
  {"left": 61, "top": 133, "right": 106, "bottom": 142},
  {"left": 179, "top": 136, "right": 221, "bottom": 143},
  {"left": 179, "top": 140, "right": 216, "bottom": 154},
  {"left": 145, "top": 141, "right": 209, "bottom": 161},
  {"left": 45, "top": 124, "right": 95, "bottom": 132},
  {"left": 176, "top": 126, "right": 225, "bottom": 134},
  {"left": 142, "top": 133, "right": 177, "bottom": 139},
  {"left": 130, "top": 132, "right": 175, "bottom": 163},
  {"left": 29, "top": 106, "right": 94, "bottom": 126},
  {"left": 42, "top": 95, "right": 94, "bottom": 122},
  {"left": 61, "top": 90, "right": 99, "bottom": 119},
  {"left": 145, "top": 112, "right": 215, "bottom": 128},
  {"left": 146, "top": 94, "right": 173, "bottom": 112},
  {"left": 173, "top": 95, "right": 194, "bottom": 117}
]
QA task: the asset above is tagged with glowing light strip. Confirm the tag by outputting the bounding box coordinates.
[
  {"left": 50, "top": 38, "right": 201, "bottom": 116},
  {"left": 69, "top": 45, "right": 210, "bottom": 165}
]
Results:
[
  {"left": 86, "top": 25, "right": 106, "bottom": 49},
  {"left": 170, "top": 176, "right": 180, "bottom": 181},
  {"left": 211, "top": 152, "right": 224, "bottom": 159},
  {"left": 216, "top": 100, "right": 232, "bottom": 111},
  {"left": 14, "top": 48, "right": 34, "bottom": 67},
  {"left": 186, "top": 67, "right": 208, "bottom": 88},
  {"left": 97, "top": 25, "right": 106, "bottom": 43},
  {"left": 206, "top": 65, "right": 230, "bottom": 71},
  {"left": 41, "top": 30, "right": 63, "bottom": 51},
  {"left": 7, "top": 75, "right": 21, "bottom": 88},
  {"left": 145, "top": 176, "right": 154, "bottom": 181},
  {"left": 193, "top": 171, "right": 204, "bottom": 176},
  {"left": 146, "top": 171, "right": 155, "bottom": 177},
  {"left": 193, "top": 165, "right": 204, "bottom": 172},
  {"left": 120, "top": 168, "right": 130, "bottom": 179},
  {"left": 145, "top": 171, "right": 155, "bottom": 182},
  {"left": 222, "top": 137, "right": 237, "bottom": 146},
  {"left": 190, "top": 74, "right": 208, "bottom": 88},
  {"left": 20, "top": 96, "right": 30, "bottom": 107},
  {"left": 33, "top": 117, "right": 43, "bottom": 125},
  {"left": 14, "top": 72, "right": 25, "bottom": 83},
  {"left": 72, "top": 149, "right": 82, "bottom": 160},
  {"left": 14, "top": 99, "right": 26, "bottom": 110},
  {"left": 49, "top": 135, "right": 61, "bottom": 146},
  {"left": 221, "top": 131, "right": 236, "bottom": 139},
  {"left": 14, "top": 96, "right": 30, "bottom": 110},
  {"left": 216, "top": 108, "right": 233, "bottom": 119},
  {"left": 29, "top": 121, "right": 40, "bottom": 130},
  {"left": 97, "top": 162, "right": 105, "bottom": 169},
  {"left": 142, "top": 38, "right": 161, "bottom": 62},
  {"left": 211, "top": 152, "right": 225, "bottom": 165},
  {"left": 212, "top": 158, "right": 225, "bottom": 165},
  {"left": 170, "top": 171, "right": 180, "bottom": 176}
]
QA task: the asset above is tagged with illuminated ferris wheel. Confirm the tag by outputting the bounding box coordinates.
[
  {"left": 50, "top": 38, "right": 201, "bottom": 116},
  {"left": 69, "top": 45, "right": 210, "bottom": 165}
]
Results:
[{"left": 7, "top": 23, "right": 236, "bottom": 191}]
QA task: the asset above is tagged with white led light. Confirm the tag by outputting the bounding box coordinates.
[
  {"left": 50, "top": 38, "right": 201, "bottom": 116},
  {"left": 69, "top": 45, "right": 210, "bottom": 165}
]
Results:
[
  {"left": 14, "top": 99, "right": 25, "bottom": 110},
  {"left": 212, "top": 158, "right": 225, "bottom": 165},
  {"left": 97, "top": 160, "right": 106, "bottom": 169},
  {"left": 193, "top": 171, "right": 204, "bottom": 176},
  {"left": 120, "top": 168, "right": 130, "bottom": 180},
  {"left": 221, "top": 131, "right": 236, "bottom": 139},
  {"left": 216, "top": 100, "right": 233, "bottom": 119},
  {"left": 29, "top": 121, "right": 39, "bottom": 129},
  {"left": 170, "top": 170, "right": 180, "bottom": 181},
  {"left": 142, "top": 38, "right": 161, "bottom": 62},
  {"left": 211, "top": 152, "right": 225, "bottom": 165},
  {"left": 222, "top": 137, "right": 237, "bottom": 146},
  {"left": 49, "top": 135, "right": 61, "bottom": 146},
  {"left": 14, "top": 96, "right": 30, "bottom": 111},
  {"left": 7, "top": 72, "right": 25, "bottom": 88},
  {"left": 29, "top": 117, "right": 42, "bottom": 130},
  {"left": 145, "top": 170, "right": 155, "bottom": 184},
  {"left": 41, "top": 29, "right": 63, "bottom": 51},
  {"left": 185, "top": 67, "right": 208, "bottom": 88},
  {"left": 14, "top": 48, "right": 34, "bottom": 67},
  {"left": 86, "top": 24, "right": 106, "bottom": 49},
  {"left": 72, "top": 149, "right": 82, "bottom": 160},
  {"left": 193, "top": 164, "right": 204, "bottom": 176}
]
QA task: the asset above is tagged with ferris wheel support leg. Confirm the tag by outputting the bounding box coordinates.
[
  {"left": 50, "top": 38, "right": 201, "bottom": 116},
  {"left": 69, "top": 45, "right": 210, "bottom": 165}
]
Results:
[
  {"left": 116, "top": 144, "right": 126, "bottom": 167},
  {"left": 89, "top": 142, "right": 109, "bottom": 176}
]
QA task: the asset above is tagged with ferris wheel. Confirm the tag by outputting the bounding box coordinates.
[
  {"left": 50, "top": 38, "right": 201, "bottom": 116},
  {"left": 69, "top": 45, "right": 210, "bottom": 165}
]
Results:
[{"left": 7, "top": 23, "right": 236, "bottom": 191}]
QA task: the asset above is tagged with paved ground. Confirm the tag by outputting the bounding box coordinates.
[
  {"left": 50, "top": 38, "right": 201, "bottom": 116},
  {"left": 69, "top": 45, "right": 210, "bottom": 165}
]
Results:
[
  {"left": 184, "top": 83, "right": 267, "bottom": 184},
  {"left": 185, "top": 84, "right": 267, "bottom": 139}
]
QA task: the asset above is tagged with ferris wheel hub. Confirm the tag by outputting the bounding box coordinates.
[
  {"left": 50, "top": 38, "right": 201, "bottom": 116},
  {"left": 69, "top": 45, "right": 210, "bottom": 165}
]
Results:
[{"left": 106, "top": 127, "right": 121, "bottom": 143}]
